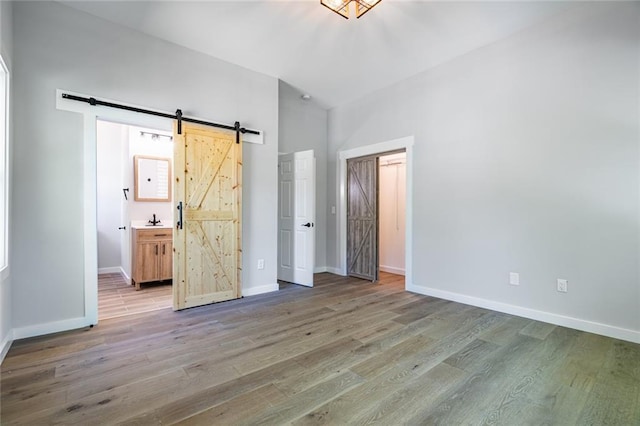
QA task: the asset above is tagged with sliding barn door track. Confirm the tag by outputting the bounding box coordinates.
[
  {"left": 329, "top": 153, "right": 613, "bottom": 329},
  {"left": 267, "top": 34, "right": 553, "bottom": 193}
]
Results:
[{"left": 61, "top": 93, "right": 259, "bottom": 143}]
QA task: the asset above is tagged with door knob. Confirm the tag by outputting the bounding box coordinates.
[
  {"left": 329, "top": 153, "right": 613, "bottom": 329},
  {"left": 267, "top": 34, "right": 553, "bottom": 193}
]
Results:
[
  {"left": 118, "top": 226, "right": 126, "bottom": 230},
  {"left": 301, "top": 222, "right": 314, "bottom": 228}
]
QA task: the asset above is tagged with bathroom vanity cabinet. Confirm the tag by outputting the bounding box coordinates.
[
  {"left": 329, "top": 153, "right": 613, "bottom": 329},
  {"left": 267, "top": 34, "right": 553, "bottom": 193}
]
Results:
[{"left": 131, "top": 227, "right": 173, "bottom": 290}]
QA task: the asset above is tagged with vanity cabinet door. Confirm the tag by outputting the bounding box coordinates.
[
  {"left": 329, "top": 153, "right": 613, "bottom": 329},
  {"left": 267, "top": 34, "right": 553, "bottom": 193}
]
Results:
[
  {"left": 132, "top": 228, "right": 173, "bottom": 290},
  {"left": 160, "top": 241, "right": 173, "bottom": 281},
  {"left": 137, "top": 242, "right": 160, "bottom": 284}
]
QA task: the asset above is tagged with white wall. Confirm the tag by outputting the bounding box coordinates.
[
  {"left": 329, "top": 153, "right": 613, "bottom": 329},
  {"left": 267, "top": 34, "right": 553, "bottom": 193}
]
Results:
[
  {"left": 97, "top": 120, "right": 125, "bottom": 271},
  {"left": 379, "top": 153, "right": 406, "bottom": 275},
  {"left": 0, "top": 0, "right": 12, "bottom": 362},
  {"left": 12, "top": 2, "right": 279, "bottom": 333},
  {"left": 328, "top": 3, "right": 640, "bottom": 340},
  {"left": 278, "top": 81, "right": 328, "bottom": 271}
]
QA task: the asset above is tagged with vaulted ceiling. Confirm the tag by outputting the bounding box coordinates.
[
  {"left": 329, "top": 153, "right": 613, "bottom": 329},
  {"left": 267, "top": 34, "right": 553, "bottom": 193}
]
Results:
[{"left": 62, "top": 1, "right": 573, "bottom": 108}]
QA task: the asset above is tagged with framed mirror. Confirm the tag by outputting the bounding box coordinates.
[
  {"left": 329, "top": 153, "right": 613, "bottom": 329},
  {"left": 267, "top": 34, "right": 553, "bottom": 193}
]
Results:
[{"left": 134, "top": 155, "right": 172, "bottom": 202}]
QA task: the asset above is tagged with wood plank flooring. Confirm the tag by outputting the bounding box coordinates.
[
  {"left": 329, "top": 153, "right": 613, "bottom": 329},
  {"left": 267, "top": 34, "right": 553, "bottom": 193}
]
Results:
[
  {"left": 98, "top": 273, "right": 172, "bottom": 321},
  {"left": 2, "top": 272, "right": 639, "bottom": 425}
]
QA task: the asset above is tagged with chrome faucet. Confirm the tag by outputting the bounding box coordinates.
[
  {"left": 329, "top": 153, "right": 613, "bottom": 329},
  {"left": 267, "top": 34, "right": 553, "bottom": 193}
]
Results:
[{"left": 148, "top": 214, "right": 161, "bottom": 226}]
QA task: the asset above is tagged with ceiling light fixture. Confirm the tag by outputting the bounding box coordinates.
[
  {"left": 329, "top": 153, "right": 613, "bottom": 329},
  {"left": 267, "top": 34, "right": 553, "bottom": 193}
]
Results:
[{"left": 321, "top": 0, "right": 381, "bottom": 19}]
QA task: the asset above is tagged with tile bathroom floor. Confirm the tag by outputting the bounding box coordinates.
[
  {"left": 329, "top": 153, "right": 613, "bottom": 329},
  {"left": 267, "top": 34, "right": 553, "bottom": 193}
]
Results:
[{"left": 98, "top": 273, "right": 172, "bottom": 320}]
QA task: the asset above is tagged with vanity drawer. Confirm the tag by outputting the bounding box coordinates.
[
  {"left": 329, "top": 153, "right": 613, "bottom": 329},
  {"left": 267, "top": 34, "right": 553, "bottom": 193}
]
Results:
[{"left": 136, "top": 228, "right": 173, "bottom": 242}]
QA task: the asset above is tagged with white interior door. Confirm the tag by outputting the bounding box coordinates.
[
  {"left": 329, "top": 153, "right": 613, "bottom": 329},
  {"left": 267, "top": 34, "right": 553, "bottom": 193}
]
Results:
[{"left": 278, "top": 150, "right": 316, "bottom": 287}]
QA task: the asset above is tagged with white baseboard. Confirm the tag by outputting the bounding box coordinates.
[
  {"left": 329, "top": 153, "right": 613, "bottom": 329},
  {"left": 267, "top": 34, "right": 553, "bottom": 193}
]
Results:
[
  {"left": 120, "top": 267, "right": 131, "bottom": 284},
  {"left": 12, "top": 316, "right": 93, "bottom": 341},
  {"left": 380, "top": 265, "right": 405, "bottom": 276},
  {"left": 98, "top": 267, "right": 131, "bottom": 284},
  {"left": 406, "top": 284, "right": 640, "bottom": 344},
  {"left": 326, "top": 267, "right": 345, "bottom": 276},
  {"left": 98, "top": 266, "right": 122, "bottom": 274},
  {"left": 314, "top": 266, "right": 328, "bottom": 273},
  {"left": 242, "top": 283, "right": 279, "bottom": 297},
  {"left": 1, "top": 329, "right": 13, "bottom": 364}
]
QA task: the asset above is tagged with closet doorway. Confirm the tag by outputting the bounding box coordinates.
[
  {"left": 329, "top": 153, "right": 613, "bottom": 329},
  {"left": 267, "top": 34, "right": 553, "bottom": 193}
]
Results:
[
  {"left": 340, "top": 136, "right": 413, "bottom": 286},
  {"left": 346, "top": 150, "right": 406, "bottom": 282}
]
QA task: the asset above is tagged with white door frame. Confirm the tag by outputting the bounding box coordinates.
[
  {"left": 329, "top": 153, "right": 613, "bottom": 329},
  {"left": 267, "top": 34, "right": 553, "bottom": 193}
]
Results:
[
  {"left": 337, "top": 136, "right": 414, "bottom": 289},
  {"left": 57, "top": 90, "right": 173, "bottom": 327}
]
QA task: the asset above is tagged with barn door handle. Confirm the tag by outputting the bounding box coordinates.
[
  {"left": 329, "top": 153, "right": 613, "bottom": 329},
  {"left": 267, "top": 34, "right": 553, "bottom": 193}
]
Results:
[
  {"left": 177, "top": 202, "right": 183, "bottom": 230},
  {"left": 302, "top": 222, "right": 314, "bottom": 228}
]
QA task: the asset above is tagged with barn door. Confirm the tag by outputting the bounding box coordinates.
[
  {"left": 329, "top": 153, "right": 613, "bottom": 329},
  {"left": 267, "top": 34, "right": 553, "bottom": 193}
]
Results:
[
  {"left": 173, "top": 123, "right": 242, "bottom": 310},
  {"left": 347, "top": 155, "right": 378, "bottom": 281}
]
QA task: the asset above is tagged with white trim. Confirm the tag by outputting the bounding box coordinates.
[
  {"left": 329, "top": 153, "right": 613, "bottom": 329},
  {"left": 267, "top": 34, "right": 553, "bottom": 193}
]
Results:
[
  {"left": 98, "top": 266, "right": 124, "bottom": 275},
  {"left": 314, "top": 266, "right": 328, "bottom": 273},
  {"left": 407, "top": 284, "right": 640, "bottom": 344},
  {"left": 0, "top": 55, "right": 9, "bottom": 275},
  {"left": 380, "top": 265, "right": 405, "bottom": 276},
  {"left": 242, "top": 283, "right": 279, "bottom": 297},
  {"left": 97, "top": 266, "right": 130, "bottom": 284},
  {"left": 83, "top": 115, "right": 99, "bottom": 326},
  {"left": 0, "top": 55, "right": 11, "bottom": 363},
  {"left": 337, "top": 136, "right": 414, "bottom": 289},
  {"left": 12, "top": 317, "right": 92, "bottom": 340},
  {"left": 120, "top": 267, "right": 131, "bottom": 284},
  {"left": 0, "top": 328, "right": 12, "bottom": 364}
]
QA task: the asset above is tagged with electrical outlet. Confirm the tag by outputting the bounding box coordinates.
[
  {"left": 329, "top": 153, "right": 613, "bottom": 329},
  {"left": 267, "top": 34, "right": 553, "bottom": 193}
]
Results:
[
  {"left": 257, "top": 259, "right": 265, "bottom": 270},
  {"left": 509, "top": 272, "right": 520, "bottom": 286},
  {"left": 557, "top": 279, "right": 568, "bottom": 293}
]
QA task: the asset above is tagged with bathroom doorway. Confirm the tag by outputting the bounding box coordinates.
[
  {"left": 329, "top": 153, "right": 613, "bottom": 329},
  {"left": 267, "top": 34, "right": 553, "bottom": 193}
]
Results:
[{"left": 96, "top": 119, "right": 174, "bottom": 320}]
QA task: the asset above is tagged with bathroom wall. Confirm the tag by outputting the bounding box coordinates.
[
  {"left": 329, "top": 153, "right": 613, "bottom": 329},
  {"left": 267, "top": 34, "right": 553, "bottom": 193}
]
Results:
[
  {"left": 96, "top": 120, "right": 126, "bottom": 272},
  {"left": 127, "top": 125, "right": 174, "bottom": 225},
  {"left": 379, "top": 152, "right": 406, "bottom": 275}
]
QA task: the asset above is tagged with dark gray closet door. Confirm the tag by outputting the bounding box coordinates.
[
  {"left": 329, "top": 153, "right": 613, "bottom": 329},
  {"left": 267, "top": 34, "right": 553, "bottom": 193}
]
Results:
[{"left": 347, "top": 155, "right": 378, "bottom": 281}]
